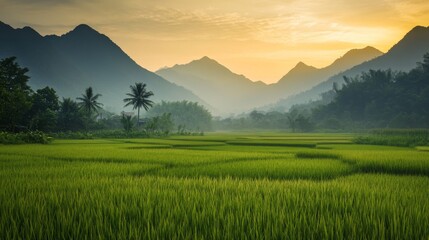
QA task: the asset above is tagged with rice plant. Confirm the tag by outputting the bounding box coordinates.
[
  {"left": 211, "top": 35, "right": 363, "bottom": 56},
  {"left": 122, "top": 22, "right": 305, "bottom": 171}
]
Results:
[{"left": 1, "top": 133, "right": 428, "bottom": 239}]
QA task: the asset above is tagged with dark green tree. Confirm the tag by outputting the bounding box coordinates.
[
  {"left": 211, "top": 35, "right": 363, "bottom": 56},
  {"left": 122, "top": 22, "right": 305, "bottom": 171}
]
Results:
[
  {"left": 146, "top": 101, "right": 212, "bottom": 131},
  {"left": 76, "top": 87, "right": 103, "bottom": 119},
  {"left": 144, "top": 113, "right": 174, "bottom": 136},
  {"left": 121, "top": 114, "right": 134, "bottom": 134},
  {"left": 29, "top": 87, "right": 60, "bottom": 131},
  {"left": 0, "top": 57, "right": 33, "bottom": 131},
  {"left": 123, "top": 83, "right": 154, "bottom": 126},
  {"left": 312, "top": 53, "right": 429, "bottom": 129},
  {"left": 419, "top": 52, "right": 429, "bottom": 73},
  {"left": 295, "top": 115, "right": 314, "bottom": 132},
  {"left": 286, "top": 108, "right": 299, "bottom": 132},
  {"left": 57, "top": 98, "right": 84, "bottom": 131},
  {"left": 158, "top": 113, "right": 174, "bottom": 135}
]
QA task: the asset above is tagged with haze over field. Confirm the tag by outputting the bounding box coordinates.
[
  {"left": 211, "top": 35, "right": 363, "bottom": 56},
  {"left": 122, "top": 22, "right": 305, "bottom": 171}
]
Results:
[{"left": 1, "top": 0, "right": 428, "bottom": 83}]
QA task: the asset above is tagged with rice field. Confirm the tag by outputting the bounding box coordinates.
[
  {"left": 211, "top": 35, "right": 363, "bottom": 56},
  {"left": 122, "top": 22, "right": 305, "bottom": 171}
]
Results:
[{"left": 1, "top": 133, "right": 428, "bottom": 239}]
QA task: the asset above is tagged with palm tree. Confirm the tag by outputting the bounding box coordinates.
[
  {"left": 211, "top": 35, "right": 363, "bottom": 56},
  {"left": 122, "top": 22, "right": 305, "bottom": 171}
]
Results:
[
  {"left": 58, "top": 98, "right": 84, "bottom": 131},
  {"left": 76, "top": 87, "right": 103, "bottom": 118},
  {"left": 123, "top": 83, "right": 154, "bottom": 126}
]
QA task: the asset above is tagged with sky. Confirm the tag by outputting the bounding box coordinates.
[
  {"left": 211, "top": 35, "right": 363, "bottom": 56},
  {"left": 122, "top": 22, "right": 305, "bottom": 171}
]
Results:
[{"left": 1, "top": 0, "right": 428, "bottom": 83}]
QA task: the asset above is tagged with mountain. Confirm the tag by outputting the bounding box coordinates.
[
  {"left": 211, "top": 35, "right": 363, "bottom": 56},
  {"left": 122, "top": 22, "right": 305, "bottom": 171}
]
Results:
[
  {"left": 158, "top": 47, "right": 382, "bottom": 114},
  {"left": 271, "top": 46, "right": 383, "bottom": 97},
  {"left": 156, "top": 56, "right": 267, "bottom": 113},
  {"left": 267, "top": 25, "right": 429, "bottom": 111},
  {"left": 0, "top": 22, "right": 205, "bottom": 112}
]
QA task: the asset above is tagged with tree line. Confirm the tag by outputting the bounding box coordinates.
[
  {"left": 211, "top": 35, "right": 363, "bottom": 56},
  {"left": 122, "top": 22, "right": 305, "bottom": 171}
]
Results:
[
  {"left": 3, "top": 53, "right": 428, "bottom": 134},
  {"left": 0, "top": 57, "right": 212, "bottom": 136},
  {"left": 214, "top": 109, "right": 314, "bottom": 132},
  {"left": 215, "top": 53, "right": 429, "bottom": 131},
  {"left": 146, "top": 101, "right": 212, "bottom": 132},
  {"left": 312, "top": 53, "right": 429, "bottom": 129}
]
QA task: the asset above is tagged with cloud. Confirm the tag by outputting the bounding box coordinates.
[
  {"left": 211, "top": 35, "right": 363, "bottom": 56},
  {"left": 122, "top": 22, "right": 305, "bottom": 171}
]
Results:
[
  {"left": 0, "top": 0, "right": 428, "bottom": 82},
  {"left": 0, "top": 0, "right": 78, "bottom": 6},
  {"left": 123, "top": 8, "right": 269, "bottom": 41},
  {"left": 1, "top": 0, "right": 427, "bottom": 44}
]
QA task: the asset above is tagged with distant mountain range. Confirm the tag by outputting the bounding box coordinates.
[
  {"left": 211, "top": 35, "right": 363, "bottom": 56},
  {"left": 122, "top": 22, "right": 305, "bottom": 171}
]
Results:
[
  {"left": 1, "top": 21, "right": 428, "bottom": 115},
  {"left": 0, "top": 22, "right": 205, "bottom": 112},
  {"left": 267, "top": 25, "right": 429, "bottom": 111},
  {"left": 157, "top": 47, "right": 382, "bottom": 114},
  {"left": 156, "top": 56, "right": 267, "bottom": 113},
  {"left": 274, "top": 46, "right": 383, "bottom": 95}
]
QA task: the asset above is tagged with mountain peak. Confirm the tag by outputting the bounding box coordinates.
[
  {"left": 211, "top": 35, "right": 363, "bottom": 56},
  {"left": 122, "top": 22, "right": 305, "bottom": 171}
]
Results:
[
  {"left": 0, "top": 22, "right": 41, "bottom": 38},
  {"left": 196, "top": 56, "right": 219, "bottom": 64},
  {"left": 384, "top": 25, "right": 429, "bottom": 61},
  {"left": 295, "top": 61, "right": 311, "bottom": 68},
  {"left": 63, "top": 24, "right": 100, "bottom": 38},
  {"left": 401, "top": 25, "right": 429, "bottom": 41},
  {"left": 328, "top": 46, "right": 383, "bottom": 71},
  {"left": 292, "top": 61, "right": 318, "bottom": 72},
  {"left": 363, "top": 46, "right": 379, "bottom": 51},
  {"left": 276, "top": 46, "right": 382, "bottom": 88},
  {"left": 187, "top": 56, "right": 225, "bottom": 69},
  {"left": 345, "top": 46, "right": 382, "bottom": 55},
  {"left": 56, "top": 23, "right": 112, "bottom": 46},
  {"left": 21, "top": 26, "right": 41, "bottom": 36},
  {"left": 0, "top": 20, "right": 204, "bottom": 113},
  {"left": 71, "top": 24, "right": 98, "bottom": 34},
  {"left": 276, "top": 61, "right": 319, "bottom": 85},
  {"left": 409, "top": 25, "right": 428, "bottom": 33},
  {"left": 340, "top": 46, "right": 383, "bottom": 59},
  {"left": 200, "top": 56, "right": 211, "bottom": 60}
]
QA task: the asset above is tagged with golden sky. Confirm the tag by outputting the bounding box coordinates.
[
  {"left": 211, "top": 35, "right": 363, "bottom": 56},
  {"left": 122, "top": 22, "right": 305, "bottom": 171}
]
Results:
[{"left": 1, "top": 0, "right": 428, "bottom": 83}]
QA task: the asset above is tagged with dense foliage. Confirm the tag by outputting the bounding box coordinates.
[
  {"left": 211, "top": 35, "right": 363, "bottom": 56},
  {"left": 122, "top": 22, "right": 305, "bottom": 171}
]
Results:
[
  {"left": 0, "top": 57, "right": 167, "bottom": 139},
  {"left": 57, "top": 98, "right": 85, "bottom": 131},
  {"left": 0, "top": 57, "right": 33, "bottom": 131},
  {"left": 313, "top": 53, "right": 429, "bottom": 129},
  {"left": 144, "top": 113, "right": 174, "bottom": 136},
  {"left": 214, "top": 109, "right": 315, "bottom": 132},
  {"left": 0, "top": 131, "right": 52, "bottom": 144},
  {"left": 28, "top": 87, "right": 60, "bottom": 132},
  {"left": 355, "top": 129, "right": 429, "bottom": 147},
  {"left": 2, "top": 53, "right": 429, "bottom": 136},
  {"left": 146, "top": 101, "right": 212, "bottom": 132},
  {"left": 225, "top": 54, "right": 429, "bottom": 132}
]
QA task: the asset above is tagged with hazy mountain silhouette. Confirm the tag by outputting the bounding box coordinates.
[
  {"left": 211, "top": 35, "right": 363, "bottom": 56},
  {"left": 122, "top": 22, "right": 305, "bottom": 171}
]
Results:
[
  {"left": 267, "top": 25, "right": 429, "bottom": 111},
  {"left": 157, "top": 56, "right": 267, "bottom": 113},
  {"left": 158, "top": 47, "right": 382, "bottom": 114},
  {"left": 3, "top": 20, "right": 419, "bottom": 115},
  {"left": 271, "top": 46, "right": 383, "bottom": 97},
  {"left": 0, "top": 22, "right": 205, "bottom": 112}
]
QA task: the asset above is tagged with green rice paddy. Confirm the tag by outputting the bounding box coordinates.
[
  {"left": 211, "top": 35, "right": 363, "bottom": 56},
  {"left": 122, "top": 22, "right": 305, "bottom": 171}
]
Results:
[{"left": 1, "top": 133, "right": 428, "bottom": 239}]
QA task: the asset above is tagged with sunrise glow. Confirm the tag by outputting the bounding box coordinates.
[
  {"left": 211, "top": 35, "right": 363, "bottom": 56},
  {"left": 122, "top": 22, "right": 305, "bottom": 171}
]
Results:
[{"left": 1, "top": 0, "right": 428, "bottom": 83}]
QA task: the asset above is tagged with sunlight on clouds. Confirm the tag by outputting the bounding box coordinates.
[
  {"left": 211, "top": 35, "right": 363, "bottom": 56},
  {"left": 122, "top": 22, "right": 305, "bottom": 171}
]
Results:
[{"left": 0, "top": 0, "right": 428, "bottom": 83}]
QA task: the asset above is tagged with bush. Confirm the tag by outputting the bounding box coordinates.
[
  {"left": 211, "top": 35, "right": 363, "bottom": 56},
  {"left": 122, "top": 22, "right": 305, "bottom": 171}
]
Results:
[
  {"left": 0, "top": 131, "right": 53, "bottom": 144},
  {"left": 354, "top": 129, "right": 429, "bottom": 147},
  {"left": 144, "top": 113, "right": 174, "bottom": 136},
  {"left": 51, "top": 130, "right": 153, "bottom": 139},
  {"left": 50, "top": 131, "right": 94, "bottom": 139}
]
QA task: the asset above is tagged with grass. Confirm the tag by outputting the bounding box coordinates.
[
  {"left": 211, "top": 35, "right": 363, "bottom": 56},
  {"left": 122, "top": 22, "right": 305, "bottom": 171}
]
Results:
[{"left": 1, "top": 133, "right": 428, "bottom": 239}]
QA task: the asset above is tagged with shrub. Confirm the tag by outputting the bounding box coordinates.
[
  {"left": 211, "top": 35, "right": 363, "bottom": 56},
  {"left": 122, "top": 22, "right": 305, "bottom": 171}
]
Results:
[
  {"left": 50, "top": 131, "right": 94, "bottom": 139},
  {"left": 0, "top": 131, "right": 53, "bottom": 144},
  {"left": 354, "top": 129, "right": 429, "bottom": 147}
]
